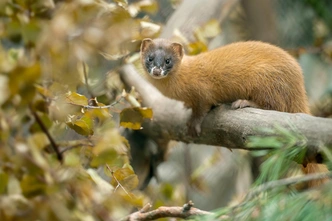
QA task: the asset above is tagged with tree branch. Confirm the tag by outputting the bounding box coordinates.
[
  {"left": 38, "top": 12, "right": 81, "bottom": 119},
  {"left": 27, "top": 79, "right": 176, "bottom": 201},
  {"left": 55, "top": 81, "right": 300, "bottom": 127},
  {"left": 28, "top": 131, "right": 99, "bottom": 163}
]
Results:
[
  {"left": 29, "top": 105, "right": 63, "bottom": 163},
  {"left": 121, "top": 201, "right": 213, "bottom": 221},
  {"left": 119, "top": 64, "right": 332, "bottom": 160},
  {"left": 122, "top": 172, "right": 332, "bottom": 221}
]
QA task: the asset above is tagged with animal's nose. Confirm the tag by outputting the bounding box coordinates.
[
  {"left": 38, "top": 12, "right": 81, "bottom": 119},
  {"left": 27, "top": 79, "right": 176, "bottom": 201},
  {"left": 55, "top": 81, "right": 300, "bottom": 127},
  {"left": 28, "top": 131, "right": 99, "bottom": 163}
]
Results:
[{"left": 152, "top": 68, "right": 162, "bottom": 76}]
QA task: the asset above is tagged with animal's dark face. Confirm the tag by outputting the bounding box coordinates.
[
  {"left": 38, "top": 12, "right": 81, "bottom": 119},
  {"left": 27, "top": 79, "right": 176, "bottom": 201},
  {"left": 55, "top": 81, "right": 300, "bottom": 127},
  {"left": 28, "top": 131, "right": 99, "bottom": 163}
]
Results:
[
  {"left": 140, "top": 39, "right": 183, "bottom": 79},
  {"left": 144, "top": 48, "right": 174, "bottom": 79}
]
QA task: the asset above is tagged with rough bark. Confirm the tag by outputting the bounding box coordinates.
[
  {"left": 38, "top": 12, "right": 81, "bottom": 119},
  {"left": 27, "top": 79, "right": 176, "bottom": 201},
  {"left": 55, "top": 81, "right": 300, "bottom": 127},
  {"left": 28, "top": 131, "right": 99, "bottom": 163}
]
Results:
[{"left": 120, "top": 64, "right": 332, "bottom": 160}]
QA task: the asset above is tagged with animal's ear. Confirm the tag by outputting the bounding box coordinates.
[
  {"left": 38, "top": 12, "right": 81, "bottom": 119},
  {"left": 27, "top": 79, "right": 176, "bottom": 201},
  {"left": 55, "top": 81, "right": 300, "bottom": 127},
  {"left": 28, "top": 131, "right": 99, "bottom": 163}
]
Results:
[
  {"left": 171, "top": 42, "right": 184, "bottom": 59},
  {"left": 141, "top": 38, "right": 153, "bottom": 52}
]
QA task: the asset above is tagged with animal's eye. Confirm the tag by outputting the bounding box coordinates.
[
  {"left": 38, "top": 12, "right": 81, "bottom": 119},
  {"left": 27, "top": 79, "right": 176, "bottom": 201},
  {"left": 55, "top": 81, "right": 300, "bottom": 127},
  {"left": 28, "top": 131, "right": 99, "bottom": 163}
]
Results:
[
  {"left": 148, "top": 56, "right": 154, "bottom": 62},
  {"left": 165, "top": 59, "right": 171, "bottom": 64}
]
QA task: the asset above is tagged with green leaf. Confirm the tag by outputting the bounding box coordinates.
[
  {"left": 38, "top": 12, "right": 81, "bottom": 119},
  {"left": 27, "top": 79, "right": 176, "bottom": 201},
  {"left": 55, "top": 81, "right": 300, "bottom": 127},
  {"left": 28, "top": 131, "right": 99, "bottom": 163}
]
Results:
[
  {"left": 64, "top": 151, "right": 81, "bottom": 167},
  {"left": 160, "top": 183, "right": 174, "bottom": 200},
  {"left": 20, "top": 174, "right": 47, "bottom": 198},
  {"left": 21, "top": 19, "right": 42, "bottom": 44},
  {"left": 90, "top": 149, "right": 123, "bottom": 168},
  {"left": 120, "top": 107, "right": 153, "bottom": 130}
]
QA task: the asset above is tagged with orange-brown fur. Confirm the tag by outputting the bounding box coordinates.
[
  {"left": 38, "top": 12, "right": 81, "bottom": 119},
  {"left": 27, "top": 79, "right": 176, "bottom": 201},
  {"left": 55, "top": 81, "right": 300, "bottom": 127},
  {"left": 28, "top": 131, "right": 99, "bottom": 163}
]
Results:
[{"left": 141, "top": 39, "right": 310, "bottom": 136}]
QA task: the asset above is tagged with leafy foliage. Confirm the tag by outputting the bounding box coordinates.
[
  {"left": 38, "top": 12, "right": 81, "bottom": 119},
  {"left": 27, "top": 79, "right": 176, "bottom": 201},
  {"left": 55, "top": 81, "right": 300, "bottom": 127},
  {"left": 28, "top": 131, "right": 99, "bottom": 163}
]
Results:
[
  {"left": 248, "top": 125, "right": 307, "bottom": 184},
  {"left": 0, "top": 0, "right": 158, "bottom": 220}
]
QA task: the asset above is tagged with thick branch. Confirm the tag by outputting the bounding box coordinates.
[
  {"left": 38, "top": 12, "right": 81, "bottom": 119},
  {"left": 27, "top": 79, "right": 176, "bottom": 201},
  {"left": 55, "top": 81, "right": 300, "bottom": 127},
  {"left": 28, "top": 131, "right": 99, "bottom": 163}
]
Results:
[{"left": 119, "top": 64, "right": 332, "bottom": 159}]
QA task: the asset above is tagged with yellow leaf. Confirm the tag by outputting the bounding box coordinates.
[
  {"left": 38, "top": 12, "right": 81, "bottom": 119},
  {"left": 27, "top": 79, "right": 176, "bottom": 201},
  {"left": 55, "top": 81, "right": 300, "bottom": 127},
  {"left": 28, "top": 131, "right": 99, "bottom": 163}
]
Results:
[
  {"left": 120, "top": 107, "right": 153, "bottom": 130},
  {"left": 35, "top": 85, "right": 53, "bottom": 98},
  {"left": 0, "top": 171, "right": 9, "bottom": 194},
  {"left": 111, "top": 168, "right": 139, "bottom": 191},
  {"left": 8, "top": 63, "right": 41, "bottom": 105},
  {"left": 65, "top": 92, "right": 88, "bottom": 106},
  {"left": 187, "top": 41, "right": 208, "bottom": 55},
  {"left": 67, "top": 115, "right": 94, "bottom": 136},
  {"left": 88, "top": 107, "right": 111, "bottom": 122}
]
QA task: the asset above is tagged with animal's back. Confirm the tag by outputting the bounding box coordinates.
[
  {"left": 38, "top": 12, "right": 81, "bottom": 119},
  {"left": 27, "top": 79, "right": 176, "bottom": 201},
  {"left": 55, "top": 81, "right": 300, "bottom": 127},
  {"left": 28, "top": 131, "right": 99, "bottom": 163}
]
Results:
[{"left": 179, "top": 41, "right": 311, "bottom": 114}]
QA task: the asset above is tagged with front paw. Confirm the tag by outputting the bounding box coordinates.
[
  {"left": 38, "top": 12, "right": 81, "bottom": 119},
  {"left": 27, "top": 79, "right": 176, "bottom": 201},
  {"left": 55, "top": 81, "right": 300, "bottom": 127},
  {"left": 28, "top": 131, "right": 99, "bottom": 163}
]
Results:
[{"left": 187, "top": 121, "right": 201, "bottom": 137}]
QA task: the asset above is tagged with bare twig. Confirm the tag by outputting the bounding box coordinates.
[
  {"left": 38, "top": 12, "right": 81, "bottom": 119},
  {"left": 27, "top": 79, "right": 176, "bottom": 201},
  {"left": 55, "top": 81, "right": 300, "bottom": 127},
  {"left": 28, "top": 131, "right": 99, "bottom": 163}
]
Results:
[
  {"left": 29, "top": 105, "right": 63, "bottom": 163},
  {"left": 121, "top": 201, "right": 213, "bottom": 221},
  {"left": 67, "top": 95, "right": 124, "bottom": 109},
  {"left": 106, "top": 164, "right": 132, "bottom": 198},
  {"left": 58, "top": 140, "right": 94, "bottom": 154}
]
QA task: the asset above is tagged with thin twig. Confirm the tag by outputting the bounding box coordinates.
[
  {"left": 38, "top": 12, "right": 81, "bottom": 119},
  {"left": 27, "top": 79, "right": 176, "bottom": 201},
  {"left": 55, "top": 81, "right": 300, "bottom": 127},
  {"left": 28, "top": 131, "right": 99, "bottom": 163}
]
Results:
[
  {"left": 106, "top": 164, "right": 132, "bottom": 198},
  {"left": 29, "top": 105, "right": 63, "bottom": 163},
  {"left": 67, "top": 96, "right": 124, "bottom": 109},
  {"left": 59, "top": 141, "right": 94, "bottom": 154}
]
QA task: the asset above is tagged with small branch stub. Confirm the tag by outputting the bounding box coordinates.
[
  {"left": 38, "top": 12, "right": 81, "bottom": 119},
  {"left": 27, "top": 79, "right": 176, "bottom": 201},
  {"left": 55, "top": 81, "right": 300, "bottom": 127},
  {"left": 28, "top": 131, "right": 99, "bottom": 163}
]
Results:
[
  {"left": 183, "top": 200, "right": 194, "bottom": 212},
  {"left": 140, "top": 203, "right": 152, "bottom": 213}
]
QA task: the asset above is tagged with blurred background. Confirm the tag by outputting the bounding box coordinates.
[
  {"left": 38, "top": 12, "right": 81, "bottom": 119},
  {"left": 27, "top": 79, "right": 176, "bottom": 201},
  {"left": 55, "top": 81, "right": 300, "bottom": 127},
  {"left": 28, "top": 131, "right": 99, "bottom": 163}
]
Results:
[{"left": 0, "top": 0, "right": 331, "bottom": 219}]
